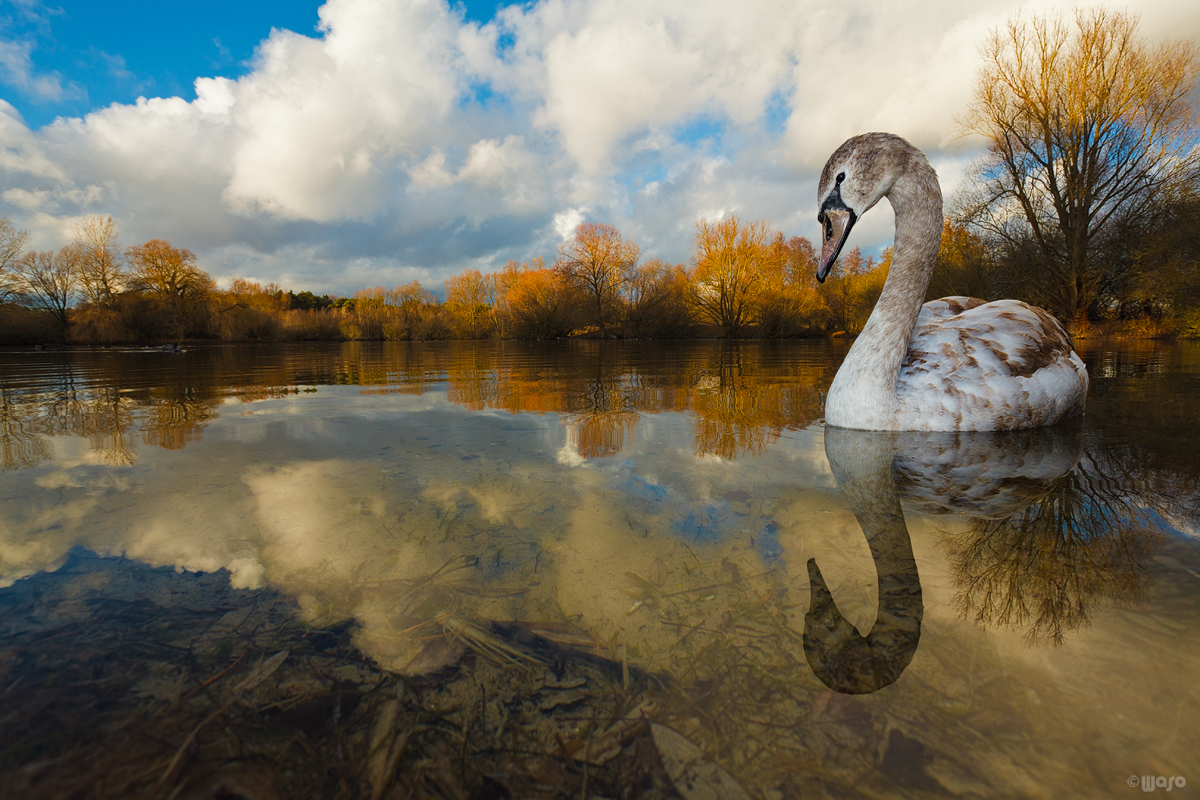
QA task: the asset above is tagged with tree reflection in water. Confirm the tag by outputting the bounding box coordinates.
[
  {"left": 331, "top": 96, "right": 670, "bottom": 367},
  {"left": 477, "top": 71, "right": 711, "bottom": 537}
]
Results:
[
  {"left": 0, "top": 389, "right": 51, "bottom": 470},
  {"left": 0, "top": 353, "right": 305, "bottom": 467},
  {"left": 691, "top": 344, "right": 824, "bottom": 460},
  {"left": 813, "top": 420, "right": 1179, "bottom": 697},
  {"left": 0, "top": 342, "right": 840, "bottom": 470},
  {"left": 935, "top": 430, "right": 1186, "bottom": 645}
]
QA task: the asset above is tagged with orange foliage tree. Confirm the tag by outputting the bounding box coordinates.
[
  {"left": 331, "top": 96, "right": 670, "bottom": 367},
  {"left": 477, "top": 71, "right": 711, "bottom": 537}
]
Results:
[
  {"left": 505, "top": 264, "right": 579, "bottom": 339},
  {"left": 926, "top": 220, "right": 994, "bottom": 302},
  {"left": 124, "top": 239, "right": 215, "bottom": 340},
  {"left": 690, "top": 215, "right": 778, "bottom": 338},
  {"left": 445, "top": 269, "right": 496, "bottom": 338},
  {"left": 758, "top": 235, "right": 829, "bottom": 337},
  {"left": 626, "top": 258, "right": 693, "bottom": 338},
  {"left": 816, "top": 246, "right": 890, "bottom": 334},
  {"left": 125, "top": 240, "right": 212, "bottom": 300}
]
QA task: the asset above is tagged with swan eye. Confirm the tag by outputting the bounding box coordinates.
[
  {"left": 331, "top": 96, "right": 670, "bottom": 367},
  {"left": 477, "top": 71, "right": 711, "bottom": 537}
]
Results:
[{"left": 836, "top": 172, "right": 845, "bottom": 184}]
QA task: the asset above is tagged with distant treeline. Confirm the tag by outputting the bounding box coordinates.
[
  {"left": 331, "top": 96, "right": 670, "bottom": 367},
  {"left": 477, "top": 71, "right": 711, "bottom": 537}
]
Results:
[{"left": 2, "top": 201, "right": 1198, "bottom": 346}]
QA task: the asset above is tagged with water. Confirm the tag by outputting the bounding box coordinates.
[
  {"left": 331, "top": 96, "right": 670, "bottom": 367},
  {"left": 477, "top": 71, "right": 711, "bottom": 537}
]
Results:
[{"left": 1, "top": 340, "right": 1197, "bottom": 799}]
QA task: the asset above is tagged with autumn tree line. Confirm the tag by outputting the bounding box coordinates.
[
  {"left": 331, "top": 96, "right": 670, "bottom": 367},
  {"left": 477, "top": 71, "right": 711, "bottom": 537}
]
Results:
[
  {"left": 0, "top": 211, "right": 900, "bottom": 344},
  {"left": 1, "top": 8, "right": 1197, "bottom": 346}
]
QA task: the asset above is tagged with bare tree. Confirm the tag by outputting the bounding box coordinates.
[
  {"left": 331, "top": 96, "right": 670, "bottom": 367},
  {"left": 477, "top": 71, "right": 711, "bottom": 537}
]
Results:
[
  {"left": 959, "top": 8, "right": 1200, "bottom": 326},
  {"left": 0, "top": 218, "right": 30, "bottom": 302},
  {"left": 13, "top": 245, "right": 81, "bottom": 328},
  {"left": 73, "top": 215, "right": 124, "bottom": 307},
  {"left": 555, "top": 223, "right": 640, "bottom": 337}
]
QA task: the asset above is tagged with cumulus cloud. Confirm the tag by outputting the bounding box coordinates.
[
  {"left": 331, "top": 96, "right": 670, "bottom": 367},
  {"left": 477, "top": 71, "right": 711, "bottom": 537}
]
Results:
[{"left": 0, "top": 0, "right": 1195, "bottom": 293}]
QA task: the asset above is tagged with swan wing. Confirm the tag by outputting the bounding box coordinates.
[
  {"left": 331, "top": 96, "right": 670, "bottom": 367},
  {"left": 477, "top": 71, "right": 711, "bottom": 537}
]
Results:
[
  {"left": 914, "top": 295, "right": 989, "bottom": 323},
  {"left": 897, "top": 298, "right": 1088, "bottom": 430}
]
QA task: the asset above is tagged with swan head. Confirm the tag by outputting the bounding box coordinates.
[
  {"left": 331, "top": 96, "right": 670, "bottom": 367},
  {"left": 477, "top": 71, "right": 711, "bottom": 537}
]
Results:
[{"left": 816, "top": 132, "right": 918, "bottom": 282}]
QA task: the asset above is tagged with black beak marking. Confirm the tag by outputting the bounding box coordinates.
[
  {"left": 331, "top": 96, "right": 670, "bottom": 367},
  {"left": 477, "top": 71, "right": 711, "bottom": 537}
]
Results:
[{"left": 816, "top": 184, "right": 857, "bottom": 283}]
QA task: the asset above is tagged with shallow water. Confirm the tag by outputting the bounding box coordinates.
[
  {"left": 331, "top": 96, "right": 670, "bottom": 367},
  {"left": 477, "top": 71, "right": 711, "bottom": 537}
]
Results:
[{"left": 1, "top": 340, "right": 1198, "bottom": 799}]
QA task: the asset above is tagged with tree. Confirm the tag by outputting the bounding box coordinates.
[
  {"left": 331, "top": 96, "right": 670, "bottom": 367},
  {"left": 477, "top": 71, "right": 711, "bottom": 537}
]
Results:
[
  {"left": 225, "top": 279, "right": 286, "bottom": 312},
  {"left": 1128, "top": 190, "right": 1200, "bottom": 330},
  {"left": 492, "top": 257, "right": 542, "bottom": 338},
  {"left": 758, "top": 236, "right": 828, "bottom": 337},
  {"left": 555, "top": 223, "right": 639, "bottom": 337},
  {"left": 960, "top": 9, "right": 1200, "bottom": 327},
  {"left": 125, "top": 239, "right": 214, "bottom": 339},
  {"left": 386, "top": 281, "right": 437, "bottom": 336},
  {"left": 505, "top": 267, "right": 578, "bottom": 339},
  {"left": 626, "top": 258, "right": 693, "bottom": 337},
  {"left": 126, "top": 240, "right": 212, "bottom": 300},
  {"left": 13, "top": 245, "right": 80, "bottom": 328},
  {"left": 781, "top": 235, "right": 819, "bottom": 286},
  {"left": 926, "top": 220, "right": 996, "bottom": 302},
  {"left": 351, "top": 287, "right": 388, "bottom": 340},
  {"left": 287, "top": 290, "right": 333, "bottom": 311},
  {"left": 814, "top": 246, "right": 891, "bottom": 334},
  {"left": 0, "top": 218, "right": 29, "bottom": 302},
  {"left": 819, "top": 246, "right": 863, "bottom": 334},
  {"left": 73, "top": 215, "right": 124, "bottom": 308},
  {"left": 445, "top": 269, "right": 496, "bottom": 338},
  {"left": 690, "top": 215, "right": 776, "bottom": 338}
]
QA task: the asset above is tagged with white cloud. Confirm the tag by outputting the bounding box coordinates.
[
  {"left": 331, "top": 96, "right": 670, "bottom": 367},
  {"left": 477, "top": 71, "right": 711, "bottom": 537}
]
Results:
[
  {"left": 0, "top": 0, "right": 1195, "bottom": 294},
  {"left": 0, "top": 37, "right": 77, "bottom": 101},
  {"left": 553, "top": 207, "right": 584, "bottom": 239}
]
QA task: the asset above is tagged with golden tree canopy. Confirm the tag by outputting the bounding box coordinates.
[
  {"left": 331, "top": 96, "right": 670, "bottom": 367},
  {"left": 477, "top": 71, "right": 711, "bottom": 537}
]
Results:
[
  {"left": 125, "top": 239, "right": 213, "bottom": 300},
  {"left": 690, "top": 215, "right": 777, "bottom": 338},
  {"left": 960, "top": 8, "right": 1200, "bottom": 323}
]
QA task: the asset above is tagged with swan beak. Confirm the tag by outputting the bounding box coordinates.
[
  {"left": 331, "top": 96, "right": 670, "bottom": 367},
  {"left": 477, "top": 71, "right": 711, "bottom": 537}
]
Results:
[{"left": 817, "top": 208, "right": 855, "bottom": 283}]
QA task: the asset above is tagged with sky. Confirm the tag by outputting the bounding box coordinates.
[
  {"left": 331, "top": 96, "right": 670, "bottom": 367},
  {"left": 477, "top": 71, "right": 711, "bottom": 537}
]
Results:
[{"left": 1, "top": 0, "right": 1198, "bottom": 296}]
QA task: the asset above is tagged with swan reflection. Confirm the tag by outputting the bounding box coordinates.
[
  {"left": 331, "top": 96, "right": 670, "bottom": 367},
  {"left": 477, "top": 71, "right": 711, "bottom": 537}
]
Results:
[
  {"left": 808, "top": 421, "right": 1177, "bottom": 693},
  {"left": 805, "top": 427, "right": 929, "bottom": 695}
]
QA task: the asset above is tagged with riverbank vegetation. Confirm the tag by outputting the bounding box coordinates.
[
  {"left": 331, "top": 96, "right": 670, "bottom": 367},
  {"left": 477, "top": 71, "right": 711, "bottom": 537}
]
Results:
[
  {"left": 1, "top": 9, "right": 1196, "bottom": 346},
  {"left": 2, "top": 203, "right": 1196, "bottom": 345},
  {"left": 0, "top": 213, "right": 901, "bottom": 344}
]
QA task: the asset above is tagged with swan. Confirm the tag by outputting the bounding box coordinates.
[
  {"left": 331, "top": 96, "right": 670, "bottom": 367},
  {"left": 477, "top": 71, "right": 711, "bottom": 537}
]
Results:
[{"left": 816, "top": 132, "right": 1089, "bottom": 431}]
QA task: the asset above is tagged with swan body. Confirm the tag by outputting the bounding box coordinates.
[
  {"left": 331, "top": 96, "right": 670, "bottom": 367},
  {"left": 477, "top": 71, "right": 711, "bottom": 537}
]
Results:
[{"left": 816, "top": 132, "right": 1088, "bottom": 431}]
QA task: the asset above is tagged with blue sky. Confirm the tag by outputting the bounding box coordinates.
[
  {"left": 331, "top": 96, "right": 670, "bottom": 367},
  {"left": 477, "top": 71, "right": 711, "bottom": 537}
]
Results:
[
  {"left": 1, "top": 0, "right": 513, "bottom": 128},
  {"left": 2, "top": 1, "right": 319, "bottom": 126},
  {"left": 1, "top": 0, "right": 1196, "bottom": 295}
]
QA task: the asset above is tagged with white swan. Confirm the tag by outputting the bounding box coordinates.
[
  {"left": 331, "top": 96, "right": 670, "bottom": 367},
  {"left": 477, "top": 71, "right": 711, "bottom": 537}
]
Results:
[{"left": 816, "top": 132, "right": 1088, "bottom": 431}]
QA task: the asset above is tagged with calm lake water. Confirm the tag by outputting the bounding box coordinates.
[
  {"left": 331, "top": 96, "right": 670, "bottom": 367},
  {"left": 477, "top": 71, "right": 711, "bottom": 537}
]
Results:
[{"left": 1, "top": 340, "right": 1198, "bottom": 799}]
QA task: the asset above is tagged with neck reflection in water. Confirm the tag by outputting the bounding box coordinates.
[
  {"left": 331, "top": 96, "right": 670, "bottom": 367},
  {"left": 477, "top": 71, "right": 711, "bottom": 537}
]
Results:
[{"left": 809, "top": 423, "right": 1096, "bottom": 694}]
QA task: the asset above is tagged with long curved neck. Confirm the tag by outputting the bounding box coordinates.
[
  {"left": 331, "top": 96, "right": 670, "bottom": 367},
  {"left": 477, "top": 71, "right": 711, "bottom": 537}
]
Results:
[{"left": 828, "top": 159, "right": 942, "bottom": 426}]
